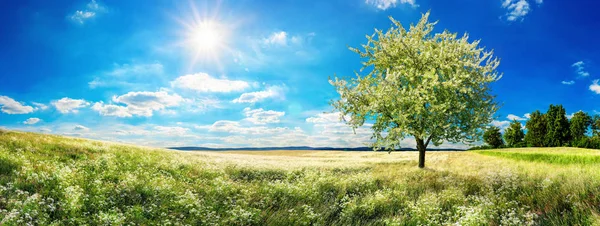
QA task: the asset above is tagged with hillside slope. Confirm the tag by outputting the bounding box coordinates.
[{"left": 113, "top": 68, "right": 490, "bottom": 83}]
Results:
[{"left": 1, "top": 130, "right": 600, "bottom": 225}]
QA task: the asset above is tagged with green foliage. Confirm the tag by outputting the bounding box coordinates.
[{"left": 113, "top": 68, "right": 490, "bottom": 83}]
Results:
[
  {"left": 504, "top": 120, "right": 525, "bottom": 147},
  {"left": 570, "top": 111, "right": 592, "bottom": 142},
  {"left": 483, "top": 126, "right": 504, "bottom": 148},
  {"left": 591, "top": 115, "right": 600, "bottom": 137},
  {"left": 544, "top": 104, "right": 571, "bottom": 147},
  {"left": 525, "top": 110, "right": 547, "bottom": 147},
  {"left": 329, "top": 11, "right": 501, "bottom": 168}
]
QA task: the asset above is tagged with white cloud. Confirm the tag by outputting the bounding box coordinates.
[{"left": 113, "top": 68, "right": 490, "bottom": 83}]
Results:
[
  {"left": 524, "top": 113, "right": 531, "bottom": 119},
  {"left": 263, "top": 31, "right": 288, "bottom": 45},
  {"left": 572, "top": 61, "right": 590, "bottom": 77},
  {"left": 502, "top": 0, "right": 531, "bottom": 21},
  {"left": 507, "top": 114, "right": 527, "bottom": 121},
  {"left": 0, "top": 96, "right": 34, "bottom": 114},
  {"left": 590, "top": 80, "right": 600, "bottom": 94},
  {"left": 243, "top": 108, "right": 285, "bottom": 124},
  {"left": 91, "top": 102, "right": 132, "bottom": 117},
  {"left": 562, "top": 80, "right": 575, "bottom": 85},
  {"left": 171, "top": 73, "right": 249, "bottom": 93},
  {"left": 108, "top": 91, "right": 184, "bottom": 117},
  {"left": 74, "top": 125, "right": 90, "bottom": 131},
  {"left": 70, "top": 11, "right": 95, "bottom": 24},
  {"left": 535, "top": 0, "right": 543, "bottom": 4},
  {"left": 365, "top": 0, "right": 417, "bottom": 10},
  {"left": 32, "top": 102, "right": 48, "bottom": 111},
  {"left": 52, "top": 97, "right": 90, "bottom": 114},
  {"left": 232, "top": 86, "right": 284, "bottom": 103},
  {"left": 69, "top": 0, "right": 105, "bottom": 24},
  {"left": 23, "top": 118, "right": 41, "bottom": 125},
  {"left": 491, "top": 120, "right": 511, "bottom": 131}
]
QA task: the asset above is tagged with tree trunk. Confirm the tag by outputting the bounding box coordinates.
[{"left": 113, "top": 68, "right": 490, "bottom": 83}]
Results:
[{"left": 416, "top": 137, "right": 426, "bottom": 168}]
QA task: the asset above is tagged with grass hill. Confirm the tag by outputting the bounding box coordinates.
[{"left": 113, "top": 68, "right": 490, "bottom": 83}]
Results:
[{"left": 1, "top": 129, "right": 600, "bottom": 225}]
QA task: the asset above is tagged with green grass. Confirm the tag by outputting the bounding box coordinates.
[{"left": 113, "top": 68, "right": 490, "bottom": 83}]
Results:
[
  {"left": 1, "top": 130, "right": 600, "bottom": 225},
  {"left": 476, "top": 148, "right": 600, "bottom": 165}
]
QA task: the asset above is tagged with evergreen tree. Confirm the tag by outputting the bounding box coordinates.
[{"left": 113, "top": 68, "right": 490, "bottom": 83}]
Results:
[
  {"left": 544, "top": 105, "right": 570, "bottom": 147},
  {"left": 504, "top": 120, "right": 524, "bottom": 147},
  {"left": 525, "top": 110, "right": 547, "bottom": 147},
  {"left": 483, "top": 126, "right": 504, "bottom": 148},
  {"left": 570, "top": 111, "right": 591, "bottom": 142}
]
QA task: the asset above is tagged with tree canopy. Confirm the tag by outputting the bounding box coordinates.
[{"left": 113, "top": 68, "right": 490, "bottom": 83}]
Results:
[
  {"left": 525, "top": 110, "right": 546, "bottom": 147},
  {"left": 570, "top": 111, "right": 591, "bottom": 141},
  {"left": 483, "top": 126, "right": 504, "bottom": 148},
  {"left": 504, "top": 120, "right": 524, "bottom": 147},
  {"left": 329, "top": 12, "right": 501, "bottom": 168},
  {"left": 544, "top": 104, "right": 570, "bottom": 147}
]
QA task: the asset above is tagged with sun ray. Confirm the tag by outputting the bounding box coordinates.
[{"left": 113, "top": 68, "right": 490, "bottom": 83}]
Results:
[{"left": 170, "top": 0, "right": 235, "bottom": 72}]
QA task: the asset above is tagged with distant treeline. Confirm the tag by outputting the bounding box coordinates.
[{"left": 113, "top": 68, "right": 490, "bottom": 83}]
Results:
[{"left": 474, "top": 104, "right": 600, "bottom": 150}]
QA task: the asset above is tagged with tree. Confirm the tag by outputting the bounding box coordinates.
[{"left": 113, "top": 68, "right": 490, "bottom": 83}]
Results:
[
  {"left": 329, "top": 12, "right": 501, "bottom": 168},
  {"left": 504, "top": 120, "right": 524, "bottom": 147},
  {"left": 483, "top": 126, "right": 504, "bottom": 148},
  {"left": 524, "top": 110, "right": 546, "bottom": 147},
  {"left": 591, "top": 115, "right": 600, "bottom": 137},
  {"left": 569, "top": 111, "right": 591, "bottom": 142},
  {"left": 544, "top": 105, "right": 570, "bottom": 147}
]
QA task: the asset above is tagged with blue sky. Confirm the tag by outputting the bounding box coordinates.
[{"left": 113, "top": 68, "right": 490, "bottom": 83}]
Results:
[{"left": 0, "top": 0, "right": 599, "bottom": 148}]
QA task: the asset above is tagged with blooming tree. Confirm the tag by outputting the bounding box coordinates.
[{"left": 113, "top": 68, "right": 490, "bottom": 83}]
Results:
[{"left": 330, "top": 12, "right": 501, "bottom": 168}]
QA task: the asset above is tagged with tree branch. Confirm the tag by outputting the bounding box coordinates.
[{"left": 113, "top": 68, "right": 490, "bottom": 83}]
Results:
[{"left": 425, "top": 134, "right": 433, "bottom": 148}]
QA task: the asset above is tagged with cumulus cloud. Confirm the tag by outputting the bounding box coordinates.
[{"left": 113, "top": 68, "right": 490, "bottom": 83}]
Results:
[
  {"left": 572, "top": 61, "right": 590, "bottom": 77},
  {"left": 23, "top": 118, "right": 41, "bottom": 125},
  {"left": 491, "top": 120, "right": 511, "bottom": 131},
  {"left": 0, "top": 96, "right": 35, "bottom": 114},
  {"left": 232, "top": 86, "right": 284, "bottom": 103},
  {"left": 91, "top": 102, "right": 132, "bottom": 117},
  {"left": 52, "top": 97, "right": 90, "bottom": 113},
  {"left": 243, "top": 108, "right": 285, "bottom": 124},
  {"left": 69, "top": 0, "right": 105, "bottom": 24},
  {"left": 502, "top": 0, "right": 531, "bottom": 21},
  {"left": 365, "top": 0, "right": 417, "bottom": 10},
  {"left": 171, "top": 73, "right": 249, "bottom": 93},
  {"left": 590, "top": 80, "right": 600, "bottom": 94},
  {"left": 502, "top": 0, "right": 542, "bottom": 22},
  {"left": 562, "top": 80, "right": 575, "bottom": 85},
  {"left": 524, "top": 113, "right": 531, "bottom": 119},
  {"left": 91, "top": 91, "right": 184, "bottom": 117}
]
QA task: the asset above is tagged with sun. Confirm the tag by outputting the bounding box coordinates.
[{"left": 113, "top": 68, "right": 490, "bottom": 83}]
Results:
[
  {"left": 172, "top": 1, "right": 239, "bottom": 70},
  {"left": 189, "top": 21, "right": 222, "bottom": 52}
]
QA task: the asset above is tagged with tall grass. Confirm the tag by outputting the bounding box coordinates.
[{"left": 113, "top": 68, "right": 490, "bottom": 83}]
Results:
[{"left": 0, "top": 130, "right": 599, "bottom": 225}]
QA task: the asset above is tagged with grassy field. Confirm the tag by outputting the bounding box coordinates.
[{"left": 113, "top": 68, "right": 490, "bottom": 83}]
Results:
[{"left": 1, "top": 130, "right": 600, "bottom": 225}]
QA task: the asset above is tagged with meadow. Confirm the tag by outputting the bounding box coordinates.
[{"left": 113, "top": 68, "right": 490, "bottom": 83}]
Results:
[{"left": 1, "top": 129, "right": 600, "bottom": 225}]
